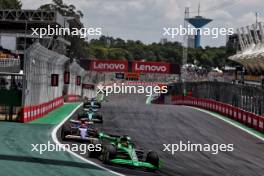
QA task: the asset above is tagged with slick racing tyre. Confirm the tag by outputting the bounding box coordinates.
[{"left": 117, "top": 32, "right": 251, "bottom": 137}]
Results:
[
  {"left": 96, "top": 103, "right": 101, "bottom": 109},
  {"left": 61, "top": 124, "right": 71, "bottom": 140},
  {"left": 102, "top": 145, "right": 116, "bottom": 164},
  {"left": 88, "top": 140, "right": 102, "bottom": 158},
  {"left": 97, "top": 115, "right": 103, "bottom": 123},
  {"left": 77, "top": 112, "right": 85, "bottom": 120},
  {"left": 146, "top": 151, "right": 159, "bottom": 169}
]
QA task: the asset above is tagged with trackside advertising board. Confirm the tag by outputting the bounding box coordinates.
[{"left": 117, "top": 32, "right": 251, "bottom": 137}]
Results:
[
  {"left": 90, "top": 60, "right": 128, "bottom": 72},
  {"left": 132, "top": 61, "right": 170, "bottom": 74},
  {"left": 81, "top": 59, "right": 180, "bottom": 74}
]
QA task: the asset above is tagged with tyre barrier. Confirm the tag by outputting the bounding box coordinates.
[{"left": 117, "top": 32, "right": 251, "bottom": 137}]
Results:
[
  {"left": 171, "top": 96, "right": 264, "bottom": 133},
  {"left": 20, "top": 97, "right": 64, "bottom": 123}
]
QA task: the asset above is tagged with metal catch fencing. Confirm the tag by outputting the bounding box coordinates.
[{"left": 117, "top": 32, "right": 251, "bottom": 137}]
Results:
[
  {"left": 64, "top": 61, "right": 86, "bottom": 101},
  {"left": 23, "top": 42, "right": 69, "bottom": 107},
  {"left": 168, "top": 81, "right": 264, "bottom": 116},
  {"left": 82, "top": 71, "right": 97, "bottom": 99}
]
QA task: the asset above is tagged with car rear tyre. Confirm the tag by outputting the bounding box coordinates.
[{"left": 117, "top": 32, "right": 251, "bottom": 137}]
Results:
[
  {"left": 77, "top": 112, "right": 85, "bottom": 120},
  {"left": 97, "top": 115, "right": 103, "bottom": 123},
  {"left": 146, "top": 151, "right": 159, "bottom": 169},
  {"left": 102, "top": 145, "right": 116, "bottom": 164},
  {"left": 89, "top": 140, "right": 102, "bottom": 158},
  {"left": 61, "top": 124, "right": 71, "bottom": 140}
]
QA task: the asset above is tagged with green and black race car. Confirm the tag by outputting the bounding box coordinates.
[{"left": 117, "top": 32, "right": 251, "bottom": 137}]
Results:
[
  {"left": 78, "top": 109, "right": 103, "bottom": 123},
  {"left": 83, "top": 98, "right": 102, "bottom": 109},
  {"left": 89, "top": 133, "right": 160, "bottom": 171}
]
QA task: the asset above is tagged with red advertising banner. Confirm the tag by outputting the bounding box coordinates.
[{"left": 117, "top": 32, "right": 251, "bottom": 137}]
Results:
[
  {"left": 82, "top": 84, "right": 95, "bottom": 89},
  {"left": 76, "top": 76, "right": 81, "bottom": 86},
  {"left": 125, "top": 72, "right": 140, "bottom": 79},
  {"left": 51, "top": 74, "right": 59, "bottom": 87},
  {"left": 132, "top": 61, "right": 170, "bottom": 74},
  {"left": 90, "top": 60, "right": 128, "bottom": 72},
  {"left": 64, "top": 72, "right": 70, "bottom": 84}
]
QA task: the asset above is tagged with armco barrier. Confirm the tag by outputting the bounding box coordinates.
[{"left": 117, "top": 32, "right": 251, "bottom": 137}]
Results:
[
  {"left": 20, "top": 97, "right": 64, "bottom": 123},
  {"left": 171, "top": 96, "right": 264, "bottom": 133}
]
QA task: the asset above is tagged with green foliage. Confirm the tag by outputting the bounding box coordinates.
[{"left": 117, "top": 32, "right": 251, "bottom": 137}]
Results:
[
  {"left": 39, "top": 0, "right": 81, "bottom": 18},
  {"left": 39, "top": 0, "right": 87, "bottom": 58},
  {"left": 93, "top": 47, "right": 108, "bottom": 60},
  {"left": 87, "top": 36, "right": 232, "bottom": 68},
  {"left": 0, "top": 0, "right": 22, "bottom": 9}
]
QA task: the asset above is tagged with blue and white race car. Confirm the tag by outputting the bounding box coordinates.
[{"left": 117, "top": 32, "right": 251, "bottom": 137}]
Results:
[{"left": 61, "top": 120, "right": 99, "bottom": 142}]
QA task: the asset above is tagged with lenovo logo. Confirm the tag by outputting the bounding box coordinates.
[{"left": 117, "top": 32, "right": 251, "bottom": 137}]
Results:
[
  {"left": 94, "top": 63, "right": 125, "bottom": 70},
  {"left": 90, "top": 60, "right": 172, "bottom": 73},
  {"left": 135, "top": 64, "right": 167, "bottom": 72},
  {"left": 133, "top": 62, "right": 169, "bottom": 73},
  {"left": 91, "top": 60, "right": 128, "bottom": 72}
]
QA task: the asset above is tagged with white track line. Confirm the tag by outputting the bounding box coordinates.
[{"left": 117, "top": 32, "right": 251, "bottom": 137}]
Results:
[{"left": 51, "top": 103, "right": 125, "bottom": 176}]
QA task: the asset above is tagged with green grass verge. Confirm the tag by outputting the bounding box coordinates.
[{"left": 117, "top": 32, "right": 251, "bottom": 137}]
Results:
[{"left": 29, "top": 103, "right": 80, "bottom": 125}]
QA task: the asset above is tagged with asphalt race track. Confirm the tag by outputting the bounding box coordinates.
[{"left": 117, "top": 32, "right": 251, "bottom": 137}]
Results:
[{"left": 58, "top": 94, "right": 264, "bottom": 176}]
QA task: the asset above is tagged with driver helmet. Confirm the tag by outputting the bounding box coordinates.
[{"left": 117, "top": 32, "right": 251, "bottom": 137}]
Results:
[
  {"left": 120, "top": 135, "right": 131, "bottom": 146},
  {"left": 80, "top": 119, "right": 87, "bottom": 128}
]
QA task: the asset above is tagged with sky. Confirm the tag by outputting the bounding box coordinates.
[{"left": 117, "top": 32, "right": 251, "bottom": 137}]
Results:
[{"left": 21, "top": 0, "right": 264, "bottom": 47}]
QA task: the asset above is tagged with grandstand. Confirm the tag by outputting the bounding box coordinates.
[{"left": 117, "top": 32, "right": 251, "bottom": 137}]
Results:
[
  {"left": 229, "top": 22, "right": 264, "bottom": 84},
  {"left": 0, "top": 9, "right": 72, "bottom": 58}
]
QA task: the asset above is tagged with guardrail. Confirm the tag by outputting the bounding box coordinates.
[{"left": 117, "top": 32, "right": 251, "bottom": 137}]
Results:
[
  {"left": 168, "top": 82, "right": 264, "bottom": 116},
  {"left": 20, "top": 97, "right": 64, "bottom": 122},
  {"left": 171, "top": 96, "right": 264, "bottom": 133},
  {"left": 20, "top": 93, "right": 95, "bottom": 122}
]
